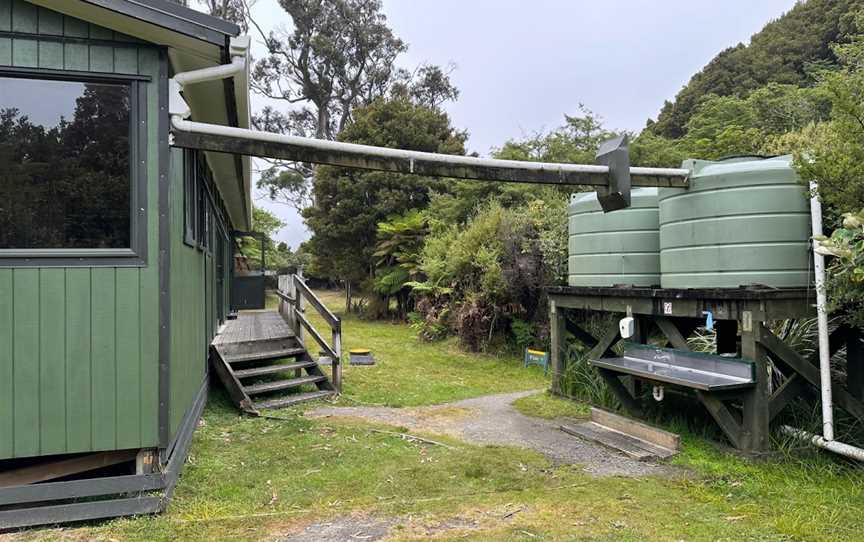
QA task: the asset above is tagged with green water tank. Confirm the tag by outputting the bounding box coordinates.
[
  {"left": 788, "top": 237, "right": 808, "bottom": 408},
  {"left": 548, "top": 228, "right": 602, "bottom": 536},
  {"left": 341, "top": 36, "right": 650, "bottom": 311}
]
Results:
[
  {"left": 659, "top": 155, "right": 811, "bottom": 289},
  {"left": 568, "top": 188, "right": 660, "bottom": 287}
]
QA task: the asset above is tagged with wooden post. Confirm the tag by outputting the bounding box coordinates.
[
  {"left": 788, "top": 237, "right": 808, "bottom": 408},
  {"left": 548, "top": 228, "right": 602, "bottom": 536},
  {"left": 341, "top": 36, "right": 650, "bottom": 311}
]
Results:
[
  {"left": 550, "top": 300, "right": 566, "bottom": 395},
  {"left": 135, "top": 449, "right": 158, "bottom": 475},
  {"left": 332, "top": 324, "right": 342, "bottom": 392},
  {"left": 740, "top": 318, "right": 770, "bottom": 453},
  {"left": 848, "top": 327, "right": 863, "bottom": 401},
  {"left": 293, "top": 275, "right": 304, "bottom": 346}
]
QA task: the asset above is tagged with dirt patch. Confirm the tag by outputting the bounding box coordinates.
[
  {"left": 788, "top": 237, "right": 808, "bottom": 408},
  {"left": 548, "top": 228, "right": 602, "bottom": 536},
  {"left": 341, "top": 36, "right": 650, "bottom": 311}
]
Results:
[
  {"left": 307, "top": 391, "right": 680, "bottom": 477},
  {"left": 275, "top": 516, "right": 394, "bottom": 542},
  {"left": 274, "top": 515, "right": 485, "bottom": 541}
]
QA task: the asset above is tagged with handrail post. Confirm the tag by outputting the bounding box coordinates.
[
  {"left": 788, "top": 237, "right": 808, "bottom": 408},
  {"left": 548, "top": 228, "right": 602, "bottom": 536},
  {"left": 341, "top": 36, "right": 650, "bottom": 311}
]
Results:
[
  {"left": 331, "top": 320, "right": 342, "bottom": 392},
  {"left": 293, "top": 274, "right": 304, "bottom": 346}
]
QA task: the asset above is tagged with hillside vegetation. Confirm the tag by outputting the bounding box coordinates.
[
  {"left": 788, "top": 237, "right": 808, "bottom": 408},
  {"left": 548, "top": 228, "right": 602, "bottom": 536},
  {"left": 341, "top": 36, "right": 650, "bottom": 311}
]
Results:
[{"left": 649, "top": 0, "right": 863, "bottom": 138}]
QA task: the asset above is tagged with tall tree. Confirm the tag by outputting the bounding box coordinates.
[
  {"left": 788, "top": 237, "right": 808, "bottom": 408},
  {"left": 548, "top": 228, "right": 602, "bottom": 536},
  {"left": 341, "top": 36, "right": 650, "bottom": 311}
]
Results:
[
  {"left": 249, "top": 0, "right": 406, "bottom": 210},
  {"left": 302, "top": 95, "right": 465, "bottom": 311}
]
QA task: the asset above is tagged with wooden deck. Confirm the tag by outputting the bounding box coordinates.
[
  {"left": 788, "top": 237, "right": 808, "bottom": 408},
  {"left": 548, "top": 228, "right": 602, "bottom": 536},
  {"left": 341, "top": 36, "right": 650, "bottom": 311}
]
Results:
[{"left": 213, "top": 311, "right": 295, "bottom": 346}]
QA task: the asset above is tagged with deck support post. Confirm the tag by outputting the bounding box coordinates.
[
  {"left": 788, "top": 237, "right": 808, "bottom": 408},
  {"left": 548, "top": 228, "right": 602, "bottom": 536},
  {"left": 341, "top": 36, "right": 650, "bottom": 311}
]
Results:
[
  {"left": 332, "top": 325, "right": 342, "bottom": 392},
  {"left": 550, "top": 300, "right": 566, "bottom": 395},
  {"left": 741, "top": 321, "right": 770, "bottom": 453}
]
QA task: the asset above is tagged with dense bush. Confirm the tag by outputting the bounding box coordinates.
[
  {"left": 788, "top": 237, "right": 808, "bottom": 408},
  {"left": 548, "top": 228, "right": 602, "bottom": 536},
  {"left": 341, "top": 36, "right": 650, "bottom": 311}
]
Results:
[{"left": 410, "top": 195, "right": 567, "bottom": 350}]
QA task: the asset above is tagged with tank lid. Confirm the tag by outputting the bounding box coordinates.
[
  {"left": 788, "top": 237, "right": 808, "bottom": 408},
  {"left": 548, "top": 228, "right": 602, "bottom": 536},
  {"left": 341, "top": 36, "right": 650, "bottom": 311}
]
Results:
[{"left": 683, "top": 155, "right": 793, "bottom": 178}]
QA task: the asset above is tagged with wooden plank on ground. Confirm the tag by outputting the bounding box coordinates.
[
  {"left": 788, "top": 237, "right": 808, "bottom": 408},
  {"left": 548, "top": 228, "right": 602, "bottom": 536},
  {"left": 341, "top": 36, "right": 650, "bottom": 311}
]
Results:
[{"left": 0, "top": 450, "right": 138, "bottom": 488}]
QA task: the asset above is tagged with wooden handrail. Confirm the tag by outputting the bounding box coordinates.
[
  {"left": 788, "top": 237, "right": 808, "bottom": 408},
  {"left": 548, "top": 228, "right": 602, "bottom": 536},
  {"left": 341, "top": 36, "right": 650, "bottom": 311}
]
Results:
[
  {"left": 277, "top": 273, "right": 342, "bottom": 391},
  {"left": 295, "top": 310, "right": 338, "bottom": 360},
  {"left": 293, "top": 276, "right": 341, "bottom": 330}
]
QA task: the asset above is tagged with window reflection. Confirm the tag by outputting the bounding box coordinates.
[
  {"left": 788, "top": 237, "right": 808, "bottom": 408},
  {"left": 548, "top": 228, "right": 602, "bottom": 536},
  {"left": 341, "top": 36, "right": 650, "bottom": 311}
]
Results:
[{"left": 0, "top": 77, "right": 131, "bottom": 250}]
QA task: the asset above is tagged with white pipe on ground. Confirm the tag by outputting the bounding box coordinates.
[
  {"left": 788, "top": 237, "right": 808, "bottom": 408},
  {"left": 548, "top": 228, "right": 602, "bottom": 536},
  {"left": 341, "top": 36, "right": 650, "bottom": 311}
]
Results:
[{"left": 781, "top": 425, "right": 864, "bottom": 461}]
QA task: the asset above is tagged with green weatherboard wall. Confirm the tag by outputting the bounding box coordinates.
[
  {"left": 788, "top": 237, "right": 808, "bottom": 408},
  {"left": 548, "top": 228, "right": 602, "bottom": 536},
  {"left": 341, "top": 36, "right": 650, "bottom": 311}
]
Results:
[
  {"left": 659, "top": 155, "right": 812, "bottom": 289},
  {"left": 568, "top": 188, "right": 661, "bottom": 287},
  {"left": 0, "top": 1, "right": 160, "bottom": 459}
]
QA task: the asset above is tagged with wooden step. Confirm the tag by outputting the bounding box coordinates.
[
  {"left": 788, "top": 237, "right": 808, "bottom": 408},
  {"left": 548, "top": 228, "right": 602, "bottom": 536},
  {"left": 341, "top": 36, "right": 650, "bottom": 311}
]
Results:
[
  {"left": 243, "top": 375, "right": 327, "bottom": 395},
  {"left": 233, "top": 361, "right": 317, "bottom": 379},
  {"left": 560, "top": 421, "right": 678, "bottom": 461},
  {"left": 225, "top": 347, "right": 306, "bottom": 364},
  {"left": 253, "top": 390, "right": 336, "bottom": 410}
]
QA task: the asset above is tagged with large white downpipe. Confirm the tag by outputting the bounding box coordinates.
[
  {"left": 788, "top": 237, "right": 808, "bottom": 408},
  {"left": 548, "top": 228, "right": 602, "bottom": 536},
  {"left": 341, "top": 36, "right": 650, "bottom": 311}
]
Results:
[
  {"left": 167, "top": 37, "right": 687, "bottom": 190},
  {"left": 169, "top": 114, "right": 689, "bottom": 182},
  {"left": 174, "top": 54, "right": 245, "bottom": 88},
  {"left": 782, "top": 182, "right": 864, "bottom": 462},
  {"left": 170, "top": 35, "right": 250, "bottom": 118},
  {"left": 810, "top": 180, "right": 835, "bottom": 441}
]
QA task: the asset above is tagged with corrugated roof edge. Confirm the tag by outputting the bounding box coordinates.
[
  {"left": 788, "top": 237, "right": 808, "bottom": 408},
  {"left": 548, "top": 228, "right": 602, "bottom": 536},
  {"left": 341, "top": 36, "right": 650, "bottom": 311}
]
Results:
[{"left": 81, "top": 0, "right": 240, "bottom": 44}]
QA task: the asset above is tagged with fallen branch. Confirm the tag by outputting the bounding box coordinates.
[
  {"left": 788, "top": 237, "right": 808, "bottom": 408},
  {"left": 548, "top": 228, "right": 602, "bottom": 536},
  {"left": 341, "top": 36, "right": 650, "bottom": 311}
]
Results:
[{"left": 371, "top": 429, "right": 455, "bottom": 449}]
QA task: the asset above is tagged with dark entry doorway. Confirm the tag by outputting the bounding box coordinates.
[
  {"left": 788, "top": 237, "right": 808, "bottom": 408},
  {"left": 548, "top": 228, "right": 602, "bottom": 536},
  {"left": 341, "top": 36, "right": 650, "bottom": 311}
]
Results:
[{"left": 230, "top": 230, "right": 266, "bottom": 310}]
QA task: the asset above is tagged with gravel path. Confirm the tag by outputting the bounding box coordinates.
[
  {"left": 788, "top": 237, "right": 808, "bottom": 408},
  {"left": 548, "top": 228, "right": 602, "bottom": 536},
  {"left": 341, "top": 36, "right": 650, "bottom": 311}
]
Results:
[{"left": 307, "top": 390, "right": 679, "bottom": 477}]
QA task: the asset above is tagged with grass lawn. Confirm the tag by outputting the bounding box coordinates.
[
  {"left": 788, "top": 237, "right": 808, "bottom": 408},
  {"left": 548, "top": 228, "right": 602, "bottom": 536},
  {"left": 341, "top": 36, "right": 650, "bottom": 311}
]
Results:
[{"left": 11, "top": 290, "right": 864, "bottom": 542}]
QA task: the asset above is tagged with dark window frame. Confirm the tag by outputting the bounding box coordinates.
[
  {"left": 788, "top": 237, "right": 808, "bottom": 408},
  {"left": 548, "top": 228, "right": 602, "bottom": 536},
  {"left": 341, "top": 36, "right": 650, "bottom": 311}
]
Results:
[
  {"left": 183, "top": 148, "right": 197, "bottom": 248},
  {"left": 0, "top": 70, "right": 148, "bottom": 267}
]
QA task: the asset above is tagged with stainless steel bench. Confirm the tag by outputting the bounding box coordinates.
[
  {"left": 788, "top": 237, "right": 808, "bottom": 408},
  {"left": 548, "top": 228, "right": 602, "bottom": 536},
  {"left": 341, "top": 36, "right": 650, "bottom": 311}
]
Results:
[{"left": 590, "top": 343, "right": 756, "bottom": 391}]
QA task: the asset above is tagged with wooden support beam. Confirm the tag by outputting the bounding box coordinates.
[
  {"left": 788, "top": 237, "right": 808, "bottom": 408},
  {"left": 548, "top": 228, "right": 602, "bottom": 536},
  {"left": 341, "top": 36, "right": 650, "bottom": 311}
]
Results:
[
  {"left": 741, "top": 322, "right": 770, "bottom": 452},
  {"left": 696, "top": 391, "right": 744, "bottom": 449},
  {"left": 598, "top": 368, "right": 643, "bottom": 416},
  {"left": 760, "top": 325, "right": 864, "bottom": 424},
  {"left": 564, "top": 318, "right": 598, "bottom": 348},
  {"left": 0, "top": 450, "right": 138, "bottom": 488},
  {"left": 655, "top": 317, "right": 691, "bottom": 350},
  {"left": 550, "top": 301, "right": 567, "bottom": 395},
  {"left": 769, "top": 374, "right": 807, "bottom": 421},
  {"left": 171, "top": 129, "right": 689, "bottom": 189},
  {"left": 588, "top": 320, "right": 621, "bottom": 361}
]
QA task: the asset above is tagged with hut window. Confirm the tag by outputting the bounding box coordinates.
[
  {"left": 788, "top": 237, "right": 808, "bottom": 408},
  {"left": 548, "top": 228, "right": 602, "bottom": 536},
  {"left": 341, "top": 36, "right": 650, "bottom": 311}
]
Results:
[
  {"left": 0, "top": 76, "right": 133, "bottom": 250},
  {"left": 184, "top": 149, "right": 198, "bottom": 247}
]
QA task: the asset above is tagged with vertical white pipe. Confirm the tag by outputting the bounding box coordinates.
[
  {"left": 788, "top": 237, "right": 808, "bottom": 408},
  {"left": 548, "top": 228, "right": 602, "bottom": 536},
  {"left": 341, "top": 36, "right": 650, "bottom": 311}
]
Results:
[{"left": 810, "top": 181, "right": 835, "bottom": 441}]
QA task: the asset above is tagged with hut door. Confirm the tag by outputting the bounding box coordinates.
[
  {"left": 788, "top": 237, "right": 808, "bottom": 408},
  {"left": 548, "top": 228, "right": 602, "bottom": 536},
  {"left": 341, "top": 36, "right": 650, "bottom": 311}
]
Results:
[{"left": 230, "top": 231, "right": 266, "bottom": 310}]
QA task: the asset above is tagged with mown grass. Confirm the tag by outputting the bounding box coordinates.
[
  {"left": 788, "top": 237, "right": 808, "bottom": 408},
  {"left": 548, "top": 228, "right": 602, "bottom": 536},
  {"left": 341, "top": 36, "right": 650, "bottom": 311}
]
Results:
[
  {"left": 512, "top": 390, "right": 590, "bottom": 420},
  {"left": 10, "top": 290, "right": 864, "bottom": 541},
  {"left": 302, "top": 289, "right": 548, "bottom": 407}
]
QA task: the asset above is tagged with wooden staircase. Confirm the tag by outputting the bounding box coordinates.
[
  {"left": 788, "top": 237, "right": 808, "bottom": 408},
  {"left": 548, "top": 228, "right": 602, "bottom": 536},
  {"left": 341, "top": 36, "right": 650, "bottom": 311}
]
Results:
[
  {"left": 211, "top": 274, "right": 343, "bottom": 414},
  {"left": 211, "top": 335, "right": 336, "bottom": 414}
]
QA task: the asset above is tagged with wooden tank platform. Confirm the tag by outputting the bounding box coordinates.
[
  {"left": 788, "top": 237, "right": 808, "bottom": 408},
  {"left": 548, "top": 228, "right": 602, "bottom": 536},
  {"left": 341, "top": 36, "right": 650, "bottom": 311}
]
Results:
[{"left": 547, "top": 285, "right": 864, "bottom": 454}]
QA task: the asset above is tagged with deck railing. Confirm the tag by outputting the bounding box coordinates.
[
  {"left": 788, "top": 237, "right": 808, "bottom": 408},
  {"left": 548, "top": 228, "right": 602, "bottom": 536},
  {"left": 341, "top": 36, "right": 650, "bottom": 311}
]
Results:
[{"left": 277, "top": 274, "right": 342, "bottom": 391}]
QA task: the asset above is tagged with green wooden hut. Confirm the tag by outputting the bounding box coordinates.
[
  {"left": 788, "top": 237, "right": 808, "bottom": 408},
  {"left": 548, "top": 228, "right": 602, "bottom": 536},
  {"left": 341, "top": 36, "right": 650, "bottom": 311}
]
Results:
[{"left": 0, "top": 0, "right": 251, "bottom": 527}]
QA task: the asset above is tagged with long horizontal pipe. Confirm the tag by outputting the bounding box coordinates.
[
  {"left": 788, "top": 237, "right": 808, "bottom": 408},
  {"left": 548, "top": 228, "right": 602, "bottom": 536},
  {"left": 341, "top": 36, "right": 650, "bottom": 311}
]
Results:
[{"left": 170, "top": 116, "right": 690, "bottom": 188}]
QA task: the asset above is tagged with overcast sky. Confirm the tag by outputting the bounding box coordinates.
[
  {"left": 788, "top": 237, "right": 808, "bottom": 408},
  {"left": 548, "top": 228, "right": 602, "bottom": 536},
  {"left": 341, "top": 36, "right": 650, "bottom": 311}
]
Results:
[{"left": 239, "top": 0, "right": 799, "bottom": 248}]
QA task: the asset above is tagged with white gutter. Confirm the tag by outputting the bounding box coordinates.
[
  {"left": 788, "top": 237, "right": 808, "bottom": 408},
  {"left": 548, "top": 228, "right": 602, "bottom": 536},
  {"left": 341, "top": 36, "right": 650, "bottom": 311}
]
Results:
[{"left": 782, "top": 182, "right": 864, "bottom": 461}]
